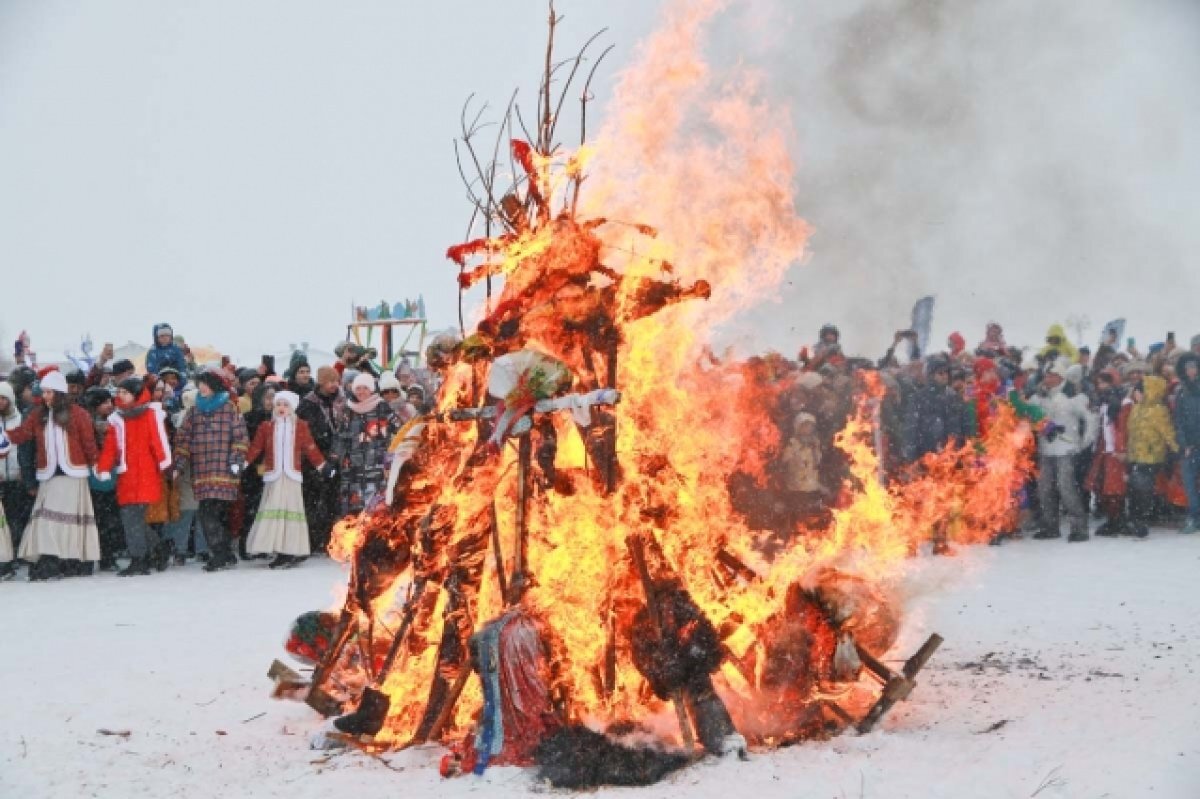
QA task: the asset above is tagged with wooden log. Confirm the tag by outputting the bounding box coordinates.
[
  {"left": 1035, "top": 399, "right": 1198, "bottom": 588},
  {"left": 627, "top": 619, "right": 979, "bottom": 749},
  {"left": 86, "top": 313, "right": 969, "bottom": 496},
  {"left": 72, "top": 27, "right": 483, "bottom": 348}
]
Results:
[{"left": 855, "top": 633, "right": 943, "bottom": 734}]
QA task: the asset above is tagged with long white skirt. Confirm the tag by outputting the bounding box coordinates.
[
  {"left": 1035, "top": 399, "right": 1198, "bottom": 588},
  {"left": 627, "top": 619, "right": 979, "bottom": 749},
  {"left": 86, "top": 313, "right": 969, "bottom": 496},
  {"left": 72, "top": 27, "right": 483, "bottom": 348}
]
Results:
[
  {"left": 0, "top": 502, "right": 11, "bottom": 562},
  {"left": 18, "top": 475, "right": 100, "bottom": 562},
  {"left": 247, "top": 476, "right": 311, "bottom": 557}
]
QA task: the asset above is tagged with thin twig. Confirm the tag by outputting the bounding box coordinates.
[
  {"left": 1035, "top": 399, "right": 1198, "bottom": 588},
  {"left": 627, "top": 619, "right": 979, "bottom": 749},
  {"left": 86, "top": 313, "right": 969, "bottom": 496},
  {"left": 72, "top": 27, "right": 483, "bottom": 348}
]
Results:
[{"left": 1030, "top": 765, "right": 1066, "bottom": 797}]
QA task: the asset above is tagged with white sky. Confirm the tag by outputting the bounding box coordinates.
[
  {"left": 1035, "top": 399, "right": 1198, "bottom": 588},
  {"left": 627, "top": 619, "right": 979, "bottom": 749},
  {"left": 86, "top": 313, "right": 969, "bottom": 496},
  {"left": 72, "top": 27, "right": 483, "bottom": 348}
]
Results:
[{"left": 2, "top": 1, "right": 1198, "bottom": 366}]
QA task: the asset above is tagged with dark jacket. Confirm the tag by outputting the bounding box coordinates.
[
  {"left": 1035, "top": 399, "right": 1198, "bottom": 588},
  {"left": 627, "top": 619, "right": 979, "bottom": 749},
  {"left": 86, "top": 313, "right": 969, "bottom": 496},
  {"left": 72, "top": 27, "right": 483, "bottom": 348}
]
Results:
[
  {"left": 145, "top": 324, "right": 189, "bottom": 376},
  {"left": 297, "top": 389, "right": 344, "bottom": 457},
  {"left": 1174, "top": 354, "right": 1200, "bottom": 450},
  {"left": 903, "top": 382, "right": 965, "bottom": 462}
]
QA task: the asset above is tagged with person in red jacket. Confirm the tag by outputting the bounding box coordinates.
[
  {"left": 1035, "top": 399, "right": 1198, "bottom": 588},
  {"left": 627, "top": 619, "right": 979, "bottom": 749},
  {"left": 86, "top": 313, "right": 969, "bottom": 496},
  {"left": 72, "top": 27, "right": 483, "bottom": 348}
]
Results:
[
  {"left": 97, "top": 377, "right": 172, "bottom": 576},
  {"left": 2, "top": 371, "right": 101, "bottom": 580},
  {"left": 244, "top": 390, "right": 334, "bottom": 569}
]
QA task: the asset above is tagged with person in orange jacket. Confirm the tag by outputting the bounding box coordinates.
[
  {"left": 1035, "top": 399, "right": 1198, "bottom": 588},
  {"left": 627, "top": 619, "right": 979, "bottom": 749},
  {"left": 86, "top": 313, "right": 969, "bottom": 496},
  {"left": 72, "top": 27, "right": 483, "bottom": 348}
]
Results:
[{"left": 97, "top": 376, "right": 172, "bottom": 575}]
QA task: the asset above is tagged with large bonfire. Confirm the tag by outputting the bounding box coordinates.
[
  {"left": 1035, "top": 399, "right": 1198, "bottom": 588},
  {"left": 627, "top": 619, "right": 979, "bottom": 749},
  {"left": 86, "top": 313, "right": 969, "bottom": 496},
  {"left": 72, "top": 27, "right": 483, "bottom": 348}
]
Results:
[{"left": 290, "top": 2, "right": 1037, "bottom": 784}]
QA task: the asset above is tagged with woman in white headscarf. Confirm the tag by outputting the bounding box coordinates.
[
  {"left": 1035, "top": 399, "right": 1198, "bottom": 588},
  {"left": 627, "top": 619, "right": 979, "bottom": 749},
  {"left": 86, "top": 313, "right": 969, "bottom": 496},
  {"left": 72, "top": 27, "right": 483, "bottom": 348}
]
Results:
[
  {"left": 2, "top": 371, "right": 101, "bottom": 580},
  {"left": 243, "top": 391, "right": 334, "bottom": 569}
]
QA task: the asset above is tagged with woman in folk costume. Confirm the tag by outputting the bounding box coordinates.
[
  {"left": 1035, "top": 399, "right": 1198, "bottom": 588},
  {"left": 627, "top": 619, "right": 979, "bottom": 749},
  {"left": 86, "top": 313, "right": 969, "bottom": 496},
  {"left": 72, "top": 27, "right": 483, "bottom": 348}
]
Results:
[
  {"left": 1, "top": 370, "right": 100, "bottom": 581},
  {"left": 96, "top": 376, "right": 173, "bottom": 576},
  {"left": 244, "top": 391, "right": 334, "bottom": 569},
  {"left": 173, "top": 368, "right": 248, "bottom": 572}
]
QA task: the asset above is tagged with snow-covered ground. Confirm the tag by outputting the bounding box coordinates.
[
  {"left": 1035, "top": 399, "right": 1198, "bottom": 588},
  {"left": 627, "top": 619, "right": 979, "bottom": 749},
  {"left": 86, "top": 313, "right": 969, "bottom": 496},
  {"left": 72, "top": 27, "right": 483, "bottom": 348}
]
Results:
[{"left": 2, "top": 533, "right": 1198, "bottom": 799}]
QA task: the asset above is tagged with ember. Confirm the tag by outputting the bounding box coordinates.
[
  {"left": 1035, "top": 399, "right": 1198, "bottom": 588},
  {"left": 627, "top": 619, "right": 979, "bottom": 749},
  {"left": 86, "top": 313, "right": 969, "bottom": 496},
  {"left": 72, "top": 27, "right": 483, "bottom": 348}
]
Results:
[{"left": 281, "top": 2, "right": 1039, "bottom": 784}]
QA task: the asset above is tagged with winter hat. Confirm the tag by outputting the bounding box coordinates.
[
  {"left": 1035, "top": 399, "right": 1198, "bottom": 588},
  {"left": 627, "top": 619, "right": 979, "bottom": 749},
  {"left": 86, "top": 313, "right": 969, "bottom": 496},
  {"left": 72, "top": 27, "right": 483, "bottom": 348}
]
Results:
[
  {"left": 117, "top": 377, "right": 144, "bottom": 398},
  {"left": 1064, "top": 364, "right": 1084, "bottom": 386},
  {"left": 1044, "top": 360, "right": 1069, "bottom": 380},
  {"left": 378, "top": 371, "right": 402, "bottom": 393},
  {"left": 1121, "top": 360, "right": 1149, "bottom": 379},
  {"left": 66, "top": 369, "right": 86, "bottom": 386},
  {"left": 0, "top": 382, "right": 16, "bottom": 407},
  {"left": 40, "top": 370, "right": 68, "bottom": 394},
  {"left": 158, "top": 366, "right": 182, "bottom": 382},
  {"left": 83, "top": 386, "right": 111, "bottom": 410},
  {"left": 341, "top": 368, "right": 361, "bottom": 388},
  {"left": 236, "top": 367, "right": 260, "bottom": 386},
  {"left": 973, "top": 356, "right": 997, "bottom": 379},
  {"left": 111, "top": 359, "right": 135, "bottom": 377},
  {"left": 316, "top": 365, "right": 339, "bottom": 385},
  {"left": 36, "top": 365, "right": 59, "bottom": 380},
  {"left": 287, "top": 350, "right": 309, "bottom": 377},
  {"left": 196, "top": 369, "right": 229, "bottom": 394},
  {"left": 947, "top": 331, "right": 966, "bottom": 354},
  {"left": 351, "top": 373, "right": 377, "bottom": 395},
  {"left": 333, "top": 341, "right": 350, "bottom": 358},
  {"left": 153, "top": 322, "right": 173, "bottom": 339},
  {"left": 406, "top": 384, "right": 426, "bottom": 401},
  {"left": 274, "top": 390, "right": 300, "bottom": 414}
]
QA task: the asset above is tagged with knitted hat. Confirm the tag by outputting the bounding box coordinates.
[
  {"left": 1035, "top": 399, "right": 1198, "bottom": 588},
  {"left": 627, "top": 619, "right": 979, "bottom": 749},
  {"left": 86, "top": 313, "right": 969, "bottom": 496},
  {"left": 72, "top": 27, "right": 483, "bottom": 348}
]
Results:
[
  {"left": 274, "top": 390, "right": 300, "bottom": 414},
  {"left": 1121, "top": 360, "right": 1149, "bottom": 379},
  {"left": 66, "top": 369, "right": 86, "bottom": 386},
  {"left": 40, "top": 370, "right": 68, "bottom": 394},
  {"left": 316, "top": 365, "right": 339, "bottom": 385},
  {"left": 351, "top": 373, "right": 377, "bottom": 394},
  {"left": 378, "top": 371, "right": 402, "bottom": 393},
  {"left": 111, "top": 359, "right": 135, "bottom": 376}
]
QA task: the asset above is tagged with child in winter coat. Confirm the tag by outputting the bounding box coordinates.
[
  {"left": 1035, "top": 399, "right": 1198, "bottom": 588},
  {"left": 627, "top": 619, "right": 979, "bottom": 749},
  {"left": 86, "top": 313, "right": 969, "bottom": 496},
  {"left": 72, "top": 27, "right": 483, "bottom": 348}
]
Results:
[
  {"left": 1126, "top": 375, "right": 1178, "bottom": 538},
  {"left": 243, "top": 391, "right": 334, "bottom": 569},
  {"left": 96, "top": 377, "right": 173, "bottom": 576}
]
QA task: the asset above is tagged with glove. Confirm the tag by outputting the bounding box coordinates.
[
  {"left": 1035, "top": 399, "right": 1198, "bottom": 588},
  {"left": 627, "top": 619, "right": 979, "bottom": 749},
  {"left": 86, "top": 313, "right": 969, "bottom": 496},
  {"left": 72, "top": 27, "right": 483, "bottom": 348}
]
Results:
[
  {"left": 230, "top": 463, "right": 242, "bottom": 476},
  {"left": 320, "top": 462, "right": 337, "bottom": 479}
]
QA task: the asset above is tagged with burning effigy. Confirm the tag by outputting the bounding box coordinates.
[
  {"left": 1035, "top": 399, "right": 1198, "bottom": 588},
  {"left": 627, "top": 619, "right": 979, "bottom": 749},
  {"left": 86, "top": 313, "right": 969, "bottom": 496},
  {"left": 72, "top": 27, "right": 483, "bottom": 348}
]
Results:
[{"left": 271, "top": 4, "right": 1038, "bottom": 788}]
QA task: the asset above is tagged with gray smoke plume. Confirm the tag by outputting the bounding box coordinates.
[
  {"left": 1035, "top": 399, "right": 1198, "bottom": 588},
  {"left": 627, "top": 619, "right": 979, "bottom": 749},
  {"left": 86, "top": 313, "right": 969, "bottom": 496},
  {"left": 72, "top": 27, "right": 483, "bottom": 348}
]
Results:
[{"left": 709, "top": 0, "right": 1200, "bottom": 359}]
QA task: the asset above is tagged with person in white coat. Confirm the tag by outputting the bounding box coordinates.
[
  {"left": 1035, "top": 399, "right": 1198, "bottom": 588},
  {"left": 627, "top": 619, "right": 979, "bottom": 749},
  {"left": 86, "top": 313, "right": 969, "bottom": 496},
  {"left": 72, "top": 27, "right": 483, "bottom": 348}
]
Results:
[{"left": 1030, "top": 361, "right": 1099, "bottom": 542}]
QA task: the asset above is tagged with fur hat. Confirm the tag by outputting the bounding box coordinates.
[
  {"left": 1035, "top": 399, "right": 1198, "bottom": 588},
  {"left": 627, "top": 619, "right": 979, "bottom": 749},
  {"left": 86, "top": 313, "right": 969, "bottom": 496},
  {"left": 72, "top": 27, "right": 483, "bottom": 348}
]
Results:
[
  {"left": 378, "top": 371, "right": 402, "bottom": 393},
  {"left": 40, "top": 370, "right": 68, "bottom": 394},
  {"left": 351, "top": 373, "right": 377, "bottom": 395},
  {"left": 274, "top": 390, "right": 300, "bottom": 414},
  {"left": 1121, "top": 360, "right": 1149, "bottom": 379},
  {"left": 316, "top": 365, "right": 339, "bottom": 385}
]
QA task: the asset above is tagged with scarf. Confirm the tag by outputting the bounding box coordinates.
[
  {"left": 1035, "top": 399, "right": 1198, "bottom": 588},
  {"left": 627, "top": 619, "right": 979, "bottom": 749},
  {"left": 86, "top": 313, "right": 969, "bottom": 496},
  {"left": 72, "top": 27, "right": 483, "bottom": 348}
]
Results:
[
  {"left": 347, "top": 394, "right": 383, "bottom": 415},
  {"left": 197, "top": 391, "right": 230, "bottom": 415}
]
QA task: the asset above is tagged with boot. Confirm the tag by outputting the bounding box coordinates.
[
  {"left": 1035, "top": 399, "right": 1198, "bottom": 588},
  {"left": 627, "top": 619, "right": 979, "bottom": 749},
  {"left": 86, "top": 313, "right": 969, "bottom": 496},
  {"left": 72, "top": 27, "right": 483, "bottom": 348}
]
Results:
[
  {"left": 1132, "top": 522, "right": 1150, "bottom": 539},
  {"left": 1067, "top": 531, "right": 1089, "bottom": 543},
  {"left": 118, "top": 557, "right": 151, "bottom": 577},
  {"left": 1094, "top": 520, "right": 1119, "bottom": 538},
  {"left": 203, "top": 547, "right": 238, "bottom": 572},
  {"left": 153, "top": 541, "right": 171, "bottom": 572},
  {"left": 1032, "top": 529, "right": 1062, "bottom": 540},
  {"left": 1182, "top": 518, "right": 1198, "bottom": 535},
  {"left": 333, "top": 687, "right": 391, "bottom": 736},
  {"left": 99, "top": 555, "right": 119, "bottom": 572},
  {"left": 30, "top": 557, "right": 63, "bottom": 582},
  {"left": 268, "top": 554, "right": 293, "bottom": 570},
  {"left": 0, "top": 561, "right": 16, "bottom": 581}
]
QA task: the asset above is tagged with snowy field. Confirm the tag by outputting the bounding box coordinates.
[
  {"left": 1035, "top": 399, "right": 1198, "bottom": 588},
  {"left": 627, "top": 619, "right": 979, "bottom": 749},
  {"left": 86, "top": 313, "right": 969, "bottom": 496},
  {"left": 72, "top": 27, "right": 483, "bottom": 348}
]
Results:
[{"left": 2, "top": 533, "right": 1198, "bottom": 799}]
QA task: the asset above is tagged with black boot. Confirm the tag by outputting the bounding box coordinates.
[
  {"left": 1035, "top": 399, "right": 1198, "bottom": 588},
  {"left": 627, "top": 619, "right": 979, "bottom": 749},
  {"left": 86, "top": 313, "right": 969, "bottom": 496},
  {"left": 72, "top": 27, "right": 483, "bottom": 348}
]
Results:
[
  {"left": 98, "top": 555, "right": 119, "bottom": 572},
  {"left": 1095, "top": 521, "right": 1119, "bottom": 538},
  {"left": 0, "top": 561, "right": 16, "bottom": 581},
  {"left": 152, "top": 541, "right": 171, "bottom": 572},
  {"left": 1032, "top": 529, "right": 1062, "bottom": 540},
  {"left": 30, "top": 556, "right": 63, "bottom": 582},
  {"left": 268, "top": 554, "right": 293, "bottom": 570},
  {"left": 203, "top": 546, "right": 238, "bottom": 572},
  {"left": 333, "top": 687, "right": 391, "bottom": 736},
  {"left": 1132, "top": 523, "right": 1150, "bottom": 539},
  {"left": 118, "top": 557, "right": 151, "bottom": 577}
]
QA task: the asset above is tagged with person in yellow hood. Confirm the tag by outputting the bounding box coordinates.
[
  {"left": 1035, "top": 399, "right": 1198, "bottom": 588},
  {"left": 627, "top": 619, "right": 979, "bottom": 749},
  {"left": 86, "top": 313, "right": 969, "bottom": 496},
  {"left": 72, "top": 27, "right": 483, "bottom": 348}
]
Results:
[
  {"left": 1039, "top": 324, "right": 1080, "bottom": 364},
  {"left": 1126, "top": 375, "right": 1178, "bottom": 538}
]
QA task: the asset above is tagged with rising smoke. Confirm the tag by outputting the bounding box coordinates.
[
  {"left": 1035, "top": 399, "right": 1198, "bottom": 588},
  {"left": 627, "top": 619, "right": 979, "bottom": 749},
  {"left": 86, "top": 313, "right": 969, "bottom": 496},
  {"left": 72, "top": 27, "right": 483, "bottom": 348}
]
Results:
[{"left": 700, "top": 0, "right": 1200, "bottom": 358}]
